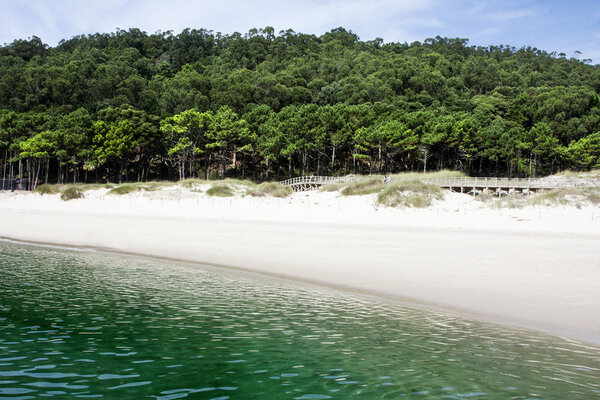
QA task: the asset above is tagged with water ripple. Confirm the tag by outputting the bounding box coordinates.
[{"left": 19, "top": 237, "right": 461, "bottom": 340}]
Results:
[{"left": 1, "top": 241, "right": 599, "bottom": 399}]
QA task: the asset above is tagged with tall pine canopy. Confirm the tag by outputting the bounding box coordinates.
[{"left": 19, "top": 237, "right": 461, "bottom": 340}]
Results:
[{"left": 1, "top": 27, "right": 599, "bottom": 187}]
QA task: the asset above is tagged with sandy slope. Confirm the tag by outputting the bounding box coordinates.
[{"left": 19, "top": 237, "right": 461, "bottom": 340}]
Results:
[{"left": 1, "top": 186, "right": 599, "bottom": 344}]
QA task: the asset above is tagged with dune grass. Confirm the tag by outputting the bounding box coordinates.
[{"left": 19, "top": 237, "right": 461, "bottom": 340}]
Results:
[
  {"left": 485, "top": 186, "right": 600, "bottom": 209},
  {"left": 34, "top": 183, "right": 113, "bottom": 195},
  {"left": 246, "top": 182, "right": 292, "bottom": 198},
  {"left": 60, "top": 186, "right": 84, "bottom": 201},
  {"left": 179, "top": 178, "right": 208, "bottom": 190},
  {"left": 206, "top": 183, "right": 235, "bottom": 197},
  {"left": 527, "top": 187, "right": 600, "bottom": 207},
  {"left": 341, "top": 177, "right": 384, "bottom": 196},
  {"left": 34, "top": 184, "right": 61, "bottom": 195},
  {"left": 338, "top": 175, "right": 444, "bottom": 208},
  {"left": 225, "top": 178, "right": 257, "bottom": 187},
  {"left": 107, "top": 183, "right": 139, "bottom": 195},
  {"left": 319, "top": 183, "right": 344, "bottom": 192},
  {"left": 107, "top": 181, "right": 180, "bottom": 195},
  {"left": 553, "top": 169, "right": 600, "bottom": 178},
  {"left": 377, "top": 180, "right": 443, "bottom": 208},
  {"left": 389, "top": 170, "right": 466, "bottom": 180},
  {"left": 35, "top": 183, "right": 114, "bottom": 201},
  {"left": 337, "top": 170, "right": 465, "bottom": 196}
]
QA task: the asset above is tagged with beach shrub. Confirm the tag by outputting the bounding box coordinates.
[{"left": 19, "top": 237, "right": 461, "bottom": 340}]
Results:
[
  {"left": 34, "top": 184, "right": 60, "bottom": 195},
  {"left": 377, "top": 180, "right": 442, "bottom": 208},
  {"left": 341, "top": 178, "right": 385, "bottom": 196},
  {"left": 319, "top": 183, "right": 344, "bottom": 192},
  {"left": 108, "top": 183, "right": 139, "bottom": 195},
  {"left": 246, "top": 182, "right": 292, "bottom": 198},
  {"left": 206, "top": 183, "right": 234, "bottom": 197},
  {"left": 60, "top": 186, "right": 84, "bottom": 201}
]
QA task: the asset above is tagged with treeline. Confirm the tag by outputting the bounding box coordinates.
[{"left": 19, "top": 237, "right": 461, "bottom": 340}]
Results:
[{"left": 1, "top": 27, "right": 600, "bottom": 188}]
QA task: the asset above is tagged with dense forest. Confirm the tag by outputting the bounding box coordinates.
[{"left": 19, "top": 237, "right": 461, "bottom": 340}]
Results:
[{"left": 1, "top": 27, "right": 599, "bottom": 188}]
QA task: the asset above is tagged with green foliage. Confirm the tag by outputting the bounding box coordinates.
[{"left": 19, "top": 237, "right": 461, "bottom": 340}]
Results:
[
  {"left": 206, "top": 183, "right": 234, "bottom": 197},
  {"left": 34, "top": 184, "right": 60, "bottom": 195},
  {"left": 1, "top": 28, "right": 600, "bottom": 186},
  {"left": 60, "top": 186, "right": 84, "bottom": 201},
  {"left": 246, "top": 182, "right": 292, "bottom": 197}
]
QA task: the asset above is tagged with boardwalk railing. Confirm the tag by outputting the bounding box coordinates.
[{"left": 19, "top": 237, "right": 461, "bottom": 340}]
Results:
[
  {"left": 420, "top": 176, "right": 600, "bottom": 190},
  {"left": 281, "top": 174, "right": 600, "bottom": 192},
  {"left": 280, "top": 175, "right": 356, "bottom": 190}
]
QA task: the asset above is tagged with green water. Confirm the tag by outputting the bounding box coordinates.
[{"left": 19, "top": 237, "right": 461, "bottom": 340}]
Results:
[{"left": 0, "top": 241, "right": 599, "bottom": 399}]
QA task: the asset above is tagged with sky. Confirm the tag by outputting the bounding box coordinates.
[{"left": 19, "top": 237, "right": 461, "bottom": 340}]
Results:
[{"left": 1, "top": 0, "right": 599, "bottom": 64}]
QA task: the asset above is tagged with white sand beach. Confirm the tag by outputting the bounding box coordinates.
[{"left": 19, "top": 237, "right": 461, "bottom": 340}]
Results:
[{"left": 1, "top": 185, "right": 599, "bottom": 344}]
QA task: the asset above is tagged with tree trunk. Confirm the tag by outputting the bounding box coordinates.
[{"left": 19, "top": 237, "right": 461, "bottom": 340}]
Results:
[
  {"left": 118, "top": 160, "right": 124, "bottom": 184},
  {"left": 241, "top": 153, "right": 245, "bottom": 180},
  {"left": 9, "top": 160, "right": 13, "bottom": 191},
  {"left": 34, "top": 160, "right": 41, "bottom": 190},
  {"left": 205, "top": 154, "right": 210, "bottom": 180},
  {"left": 317, "top": 155, "right": 321, "bottom": 176},
  {"left": 45, "top": 159, "right": 49, "bottom": 184},
  {"left": 302, "top": 151, "right": 306, "bottom": 176},
  {"left": 2, "top": 147, "right": 7, "bottom": 189},
  {"left": 331, "top": 146, "right": 336, "bottom": 171},
  {"left": 26, "top": 158, "right": 30, "bottom": 190},
  {"left": 220, "top": 148, "right": 226, "bottom": 180},
  {"left": 232, "top": 145, "right": 237, "bottom": 171},
  {"left": 288, "top": 157, "right": 293, "bottom": 179}
]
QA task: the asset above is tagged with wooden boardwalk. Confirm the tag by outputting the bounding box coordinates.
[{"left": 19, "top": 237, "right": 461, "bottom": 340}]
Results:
[
  {"left": 279, "top": 175, "right": 356, "bottom": 191},
  {"left": 421, "top": 176, "right": 599, "bottom": 195},
  {"left": 280, "top": 175, "right": 599, "bottom": 194}
]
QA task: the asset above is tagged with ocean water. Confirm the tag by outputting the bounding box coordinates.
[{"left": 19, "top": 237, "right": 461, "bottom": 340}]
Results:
[{"left": 0, "top": 240, "right": 599, "bottom": 399}]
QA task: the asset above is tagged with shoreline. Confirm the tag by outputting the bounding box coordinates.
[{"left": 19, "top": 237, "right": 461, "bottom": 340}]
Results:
[
  {"left": 3, "top": 234, "right": 599, "bottom": 350},
  {"left": 1, "top": 188, "right": 599, "bottom": 345}
]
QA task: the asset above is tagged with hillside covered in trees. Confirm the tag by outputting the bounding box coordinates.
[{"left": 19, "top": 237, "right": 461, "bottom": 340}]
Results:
[{"left": 1, "top": 27, "right": 599, "bottom": 187}]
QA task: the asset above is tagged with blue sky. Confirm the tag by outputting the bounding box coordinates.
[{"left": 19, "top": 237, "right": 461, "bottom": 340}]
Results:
[{"left": 1, "top": 0, "right": 599, "bottom": 64}]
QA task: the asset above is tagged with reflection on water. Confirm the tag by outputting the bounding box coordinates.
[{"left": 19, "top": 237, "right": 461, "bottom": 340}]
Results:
[{"left": 0, "top": 240, "right": 599, "bottom": 399}]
